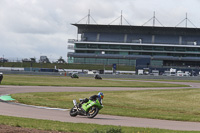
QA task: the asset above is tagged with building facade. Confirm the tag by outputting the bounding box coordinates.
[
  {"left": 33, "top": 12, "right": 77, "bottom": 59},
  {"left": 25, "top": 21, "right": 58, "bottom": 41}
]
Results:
[{"left": 68, "top": 24, "right": 200, "bottom": 70}]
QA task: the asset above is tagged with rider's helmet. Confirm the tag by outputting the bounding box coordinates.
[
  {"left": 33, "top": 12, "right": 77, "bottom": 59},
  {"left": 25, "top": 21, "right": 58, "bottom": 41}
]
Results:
[{"left": 98, "top": 92, "right": 104, "bottom": 99}]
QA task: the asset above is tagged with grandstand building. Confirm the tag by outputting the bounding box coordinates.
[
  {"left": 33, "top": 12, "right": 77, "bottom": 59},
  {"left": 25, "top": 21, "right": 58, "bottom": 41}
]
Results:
[{"left": 67, "top": 24, "right": 200, "bottom": 71}]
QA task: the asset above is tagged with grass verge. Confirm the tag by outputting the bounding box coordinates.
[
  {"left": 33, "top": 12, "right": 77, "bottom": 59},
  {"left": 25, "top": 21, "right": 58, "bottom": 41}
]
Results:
[
  {"left": 0, "top": 115, "right": 198, "bottom": 133},
  {"left": 2, "top": 75, "right": 188, "bottom": 87},
  {"left": 11, "top": 89, "right": 200, "bottom": 122}
]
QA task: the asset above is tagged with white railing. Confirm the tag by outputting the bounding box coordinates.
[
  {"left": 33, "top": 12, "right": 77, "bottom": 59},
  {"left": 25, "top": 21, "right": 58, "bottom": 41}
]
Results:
[
  {"left": 68, "top": 45, "right": 74, "bottom": 50},
  {"left": 68, "top": 39, "right": 77, "bottom": 43}
]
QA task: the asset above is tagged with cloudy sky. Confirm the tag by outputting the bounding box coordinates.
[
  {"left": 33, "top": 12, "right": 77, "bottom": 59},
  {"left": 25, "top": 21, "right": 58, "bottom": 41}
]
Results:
[{"left": 0, "top": 0, "right": 200, "bottom": 62}]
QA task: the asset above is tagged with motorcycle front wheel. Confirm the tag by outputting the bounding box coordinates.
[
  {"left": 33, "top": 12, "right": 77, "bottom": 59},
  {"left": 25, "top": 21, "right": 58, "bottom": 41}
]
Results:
[
  {"left": 69, "top": 107, "right": 78, "bottom": 117},
  {"left": 87, "top": 106, "right": 99, "bottom": 118}
]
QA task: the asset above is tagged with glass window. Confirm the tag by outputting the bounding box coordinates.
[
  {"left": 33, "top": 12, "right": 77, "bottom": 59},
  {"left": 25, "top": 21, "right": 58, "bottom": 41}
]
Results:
[
  {"left": 96, "top": 59, "right": 107, "bottom": 64},
  {"left": 68, "top": 57, "right": 74, "bottom": 63},
  {"left": 142, "top": 46, "right": 152, "bottom": 50},
  {"left": 151, "top": 60, "right": 163, "bottom": 66},
  {"left": 175, "top": 47, "right": 185, "bottom": 51},
  {"left": 185, "top": 54, "right": 197, "bottom": 57},
  {"left": 87, "top": 50, "right": 95, "bottom": 53},
  {"left": 99, "top": 44, "right": 109, "bottom": 49},
  {"left": 120, "top": 51, "right": 128, "bottom": 55},
  {"left": 164, "top": 47, "right": 174, "bottom": 51},
  {"left": 87, "top": 44, "right": 98, "bottom": 48},
  {"left": 95, "top": 51, "right": 101, "bottom": 54},
  {"left": 153, "top": 53, "right": 167, "bottom": 56},
  {"left": 119, "top": 59, "right": 130, "bottom": 65},
  {"left": 130, "top": 60, "right": 136, "bottom": 65},
  {"left": 74, "top": 58, "right": 85, "bottom": 63},
  {"left": 85, "top": 58, "right": 96, "bottom": 64},
  {"left": 142, "top": 52, "right": 153, "bottom": 55},
  {"left": 107, "top": 59, "right": 118, "bottom": 65},
  {"left": 106, "top": 51, "right": 119, "bottom": 54},
  {"left": 121, "top": 45, "right": 130, "bottom": 49},
  {"left": 131, "top": 46, "right": 141, "bottom": 50},
  {"left": 154, "top": 46, "right": 163, "bottom": 51},
  {"left": 75, "top": 44, "right": 87, "bottom": 48},
  {"left": 109, "top": 45, "right": 120, "bottom": 49},
  {"left": 186, "top": 47, "right": 198, "bottom": 52},
  {"left": 76, "top": 50, "right": 86, "bottom": 53},
  {"left": 129, "top": 52, "right": 139, "bottom": 55}
]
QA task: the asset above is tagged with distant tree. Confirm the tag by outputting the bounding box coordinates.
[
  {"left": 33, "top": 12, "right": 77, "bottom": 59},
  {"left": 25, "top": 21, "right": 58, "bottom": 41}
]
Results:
[
  {"left": 0, "top": 58, "right": 8, "bottom": 63},
  {"left": 30, "top": 58, "right": 36, "bottom": 63},
  {"left": 57, "top": 56, "right": 66, "bottom": 63},
  {"left": 39, "top": 56, "right": 50, "bottom": 63},
  {"left": 22, "top": 58, "right": 31, "bottom": 62},
  {"left": 22, "top": 58, "right": 36, "bottom": 63}
]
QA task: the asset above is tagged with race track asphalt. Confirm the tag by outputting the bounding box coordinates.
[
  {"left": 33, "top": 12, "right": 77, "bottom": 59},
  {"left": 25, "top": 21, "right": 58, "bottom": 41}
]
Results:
[{"left": 1, "top": 80, "right": 200, "bottom": 131}]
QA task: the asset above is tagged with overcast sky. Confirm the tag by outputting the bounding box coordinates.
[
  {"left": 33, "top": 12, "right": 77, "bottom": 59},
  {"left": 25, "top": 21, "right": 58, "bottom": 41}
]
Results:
[{"left": 0, "top": 0, "right": 200, "bottom": 62}]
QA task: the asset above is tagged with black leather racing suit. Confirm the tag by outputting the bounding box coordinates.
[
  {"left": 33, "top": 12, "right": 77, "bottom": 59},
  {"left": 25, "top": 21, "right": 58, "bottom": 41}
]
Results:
[{"left": 81, "top": 95, "right": 102, "bottom": 105}]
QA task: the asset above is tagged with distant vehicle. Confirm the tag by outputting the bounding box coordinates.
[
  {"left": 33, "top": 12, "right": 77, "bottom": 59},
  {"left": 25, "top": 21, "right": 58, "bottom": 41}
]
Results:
[
  {"left": 138, "top": 69, "right": 144, "bottom": 75},
  {"left": 190, "top": 71, "right": 197, "bottom": 76},
  {"left": 163, "top": 71, "right": 170, "bottom": 76},
  {"left": 177, "top": 70, "right": 184, "bottom": 76},
  {"left": 88, "top": 71, "right": 94, "bottom": 74},
  {"left": 152, "top": 70, "right": 159, "bottom": 76},
  {"left": 170, "top": 68, "right": 176, "bottom": 76},
  {"left": 184, "top": 71, "right": 190, "bottom": 76},
  {"left": 118, "top": 71, "right": 135, "bottom": 75},
  {"left": 143, "top": 68, "right": 150, "bottom": 75}
]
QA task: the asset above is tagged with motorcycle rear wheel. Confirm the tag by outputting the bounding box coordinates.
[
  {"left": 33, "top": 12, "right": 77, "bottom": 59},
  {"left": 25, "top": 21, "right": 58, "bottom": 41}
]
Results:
[
  {"left": 69, "top": 107, "right": 78, "bottom": 117},
  {"left": 87, "top": 106, "right": 99, "bottom": 118}
]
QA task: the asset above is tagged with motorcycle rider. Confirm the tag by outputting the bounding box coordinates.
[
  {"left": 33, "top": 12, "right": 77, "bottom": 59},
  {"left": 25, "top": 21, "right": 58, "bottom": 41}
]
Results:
[
  {"left": 80, "top": 92, "right": 104, "bottom": 106},
  {"left": 0, "top": 72, "right": 3, "bottom": 84},
  {"left": 89, "top": 92, "right": 104, "bottom": 105}
]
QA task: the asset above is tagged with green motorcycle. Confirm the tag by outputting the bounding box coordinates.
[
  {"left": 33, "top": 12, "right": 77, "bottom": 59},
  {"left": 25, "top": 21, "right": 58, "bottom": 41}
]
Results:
[{"left": 69, "top": 99, "right": 103, "bottom": 118}]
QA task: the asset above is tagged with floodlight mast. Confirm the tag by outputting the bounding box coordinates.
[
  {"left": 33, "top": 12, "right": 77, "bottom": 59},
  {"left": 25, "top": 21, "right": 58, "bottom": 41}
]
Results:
[
  {"left": 186, "top": 13, "right": 187, "bottom": 28},
  {"left": 153, "top": 11, "right": 155, "bottom": 27},
  {"left": 88, "top": 9, "right": 90, "bottom": 24},
  {"left": 142, "top": 11, "right": 164, "bottom": 27},
  {"left": 75, "top": 9, "right": 97, "bottom": 25},
  {"left": 120, "top": 10, "right": 123, "bottom": 25},
  {"left": 175, "top": 13, "right": 197, "bottom": 28},
  {"left": 109, "top": 10, "right": 131, "bottom": 26}
]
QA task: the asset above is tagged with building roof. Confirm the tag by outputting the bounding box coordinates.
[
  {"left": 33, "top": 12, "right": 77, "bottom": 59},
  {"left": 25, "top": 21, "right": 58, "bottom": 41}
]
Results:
[{"left": 72, "top": 24, "right": 200, "bottom": 36}]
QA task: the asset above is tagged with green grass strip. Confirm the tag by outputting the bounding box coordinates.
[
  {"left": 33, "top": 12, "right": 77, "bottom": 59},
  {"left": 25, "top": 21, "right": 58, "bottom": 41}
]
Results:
[
  {"left": 2, "top": 75, "right": 188, "bottom": 87},
  {"left": 11, "top": 89, "right": 200, "bottom": 122},
  {"left": 0, "top": 115, "right": 198, "bottom": 133}
]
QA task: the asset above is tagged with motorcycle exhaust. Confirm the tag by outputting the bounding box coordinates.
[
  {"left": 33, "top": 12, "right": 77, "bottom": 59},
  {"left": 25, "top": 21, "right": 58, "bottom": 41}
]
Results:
[{"left": 73, "top": 100, "right": 77, "bottom": 106}]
